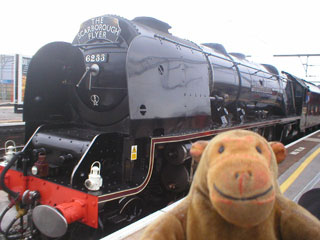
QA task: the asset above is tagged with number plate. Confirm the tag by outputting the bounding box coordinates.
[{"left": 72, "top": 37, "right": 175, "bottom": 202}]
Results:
[{"left": 85, "top": 53, "right": 108, "bottom": 63}]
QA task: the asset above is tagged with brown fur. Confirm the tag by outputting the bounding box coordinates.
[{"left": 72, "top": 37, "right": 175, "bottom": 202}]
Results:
[
  {"left": 270, "top": 142, "right": 287, "bottom": 164},
  {"left": 140, "top": 130, "right": 320, "bottom": 240}
]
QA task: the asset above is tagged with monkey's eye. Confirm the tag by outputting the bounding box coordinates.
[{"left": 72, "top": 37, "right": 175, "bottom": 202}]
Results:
[
  {"left": 218, "top": 145, "right": 224, "bottom": 153},
  {"left": 256, "top": 146, "right": 262, "bottom": 154}
]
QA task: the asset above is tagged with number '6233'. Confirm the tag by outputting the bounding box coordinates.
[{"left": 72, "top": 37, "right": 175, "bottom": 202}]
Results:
[{"left": 85, "top": 53, "right": 108, "bottom": 63}]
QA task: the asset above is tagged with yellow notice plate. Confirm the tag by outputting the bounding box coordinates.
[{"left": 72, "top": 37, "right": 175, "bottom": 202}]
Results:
[{"left": 131, "top": 145, "right": 137, "bottom": 160}]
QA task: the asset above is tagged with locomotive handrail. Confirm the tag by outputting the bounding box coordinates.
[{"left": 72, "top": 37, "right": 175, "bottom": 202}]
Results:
[
  {"left": 70, "top": 134, "right": 100, "bottom": 186},
  {"left": 154, "top": 34, "right": 289, "bottom": 81},
  {"left": 154, "top": 34, "right": 204, "bottom": 54},
  {"left": 89, "top": 86, "right": 127, "bottom": 90},
  {"left": 73, "top": 42, "right": 121, "bottom": 48}
]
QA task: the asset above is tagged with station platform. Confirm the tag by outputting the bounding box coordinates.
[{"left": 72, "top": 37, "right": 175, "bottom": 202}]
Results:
[
  {"left": 279, "top": 131, "right": 320, "bottom": 201},
  {"left": 102, "top": 130, "right": 320, "bottom": 240},
  {"left": 0, "top": 106, "right": 23, "bottom": 125},
  {"left": 0, "top": 106, "right": 24, "bottom": 151}
]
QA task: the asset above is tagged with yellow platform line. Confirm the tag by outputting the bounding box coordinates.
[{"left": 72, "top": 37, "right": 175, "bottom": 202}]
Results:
[
  {"left": 280, "top": 147, "right": 320, "bottom": 193},
  {"left": 0, "top": 120, "right": 22, "bottom": 123}
]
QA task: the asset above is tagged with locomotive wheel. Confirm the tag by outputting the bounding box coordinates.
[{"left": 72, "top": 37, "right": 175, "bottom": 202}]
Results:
[
  {"left": 119, "top": 196, "right": 144, "bottom": 222},
  {"left": 266, "top": 126, "right": 275, "bottom": 141}
]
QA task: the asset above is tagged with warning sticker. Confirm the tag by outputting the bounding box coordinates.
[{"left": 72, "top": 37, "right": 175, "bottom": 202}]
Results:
[{"left": 131, "top": 145, "right": 137, "bottom": 160}]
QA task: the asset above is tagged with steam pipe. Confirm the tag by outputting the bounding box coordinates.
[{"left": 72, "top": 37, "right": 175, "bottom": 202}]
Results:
[{"left": 0, "top": 153, "right": 22, "bottom": 199}]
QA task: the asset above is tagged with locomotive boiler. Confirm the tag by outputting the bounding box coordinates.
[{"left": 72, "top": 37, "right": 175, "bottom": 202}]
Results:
[{"left": 0, "top": 14, "right": 317, "bottom": 239}]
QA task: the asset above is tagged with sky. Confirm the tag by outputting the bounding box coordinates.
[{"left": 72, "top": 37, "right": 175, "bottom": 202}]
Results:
[{"left": 1, "top": 0, "right": 320, "bottom": 82}]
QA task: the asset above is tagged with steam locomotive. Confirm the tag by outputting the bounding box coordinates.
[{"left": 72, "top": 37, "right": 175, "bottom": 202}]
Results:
[{"left": 1, "top": 14, "right": 320, "bottom": 239}]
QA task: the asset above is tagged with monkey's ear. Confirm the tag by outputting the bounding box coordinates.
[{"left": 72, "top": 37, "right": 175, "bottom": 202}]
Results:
[
  {"left": 190, "top": 141, "right": 209, "bottom": 163},
  {"left": 269, "top": 142, "right": 287, "bottom": 164}
]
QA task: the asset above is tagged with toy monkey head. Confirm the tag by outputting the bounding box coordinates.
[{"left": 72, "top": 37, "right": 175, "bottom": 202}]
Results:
[{"left": 190, "top": 129, "right": 286, "bottom": 228}]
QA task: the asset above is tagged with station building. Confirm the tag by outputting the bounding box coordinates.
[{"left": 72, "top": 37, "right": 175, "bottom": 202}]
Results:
[{"left": 0, "top": 54, "right": 31, "bottom": 112}]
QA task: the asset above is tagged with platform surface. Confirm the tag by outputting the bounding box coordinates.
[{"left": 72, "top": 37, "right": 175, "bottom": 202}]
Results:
[
  {"left": 0, "top": 106, "right": 23, "bottom": 127},
  {"left": 278, "top": 130, "right": 320, "bottom": 202},
  {"left": 0, "top": 106, "right": 22, "bottom": 121}
]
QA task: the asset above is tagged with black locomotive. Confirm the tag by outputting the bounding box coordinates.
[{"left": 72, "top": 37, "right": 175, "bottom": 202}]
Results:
[{"left": 1, "top": 14, "right": 319, "bottom": 239}]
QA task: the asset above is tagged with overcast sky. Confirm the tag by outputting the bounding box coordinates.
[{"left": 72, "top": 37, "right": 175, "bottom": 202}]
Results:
[{"left": 2, "top": 0, "right": 320, "bottom": 81}]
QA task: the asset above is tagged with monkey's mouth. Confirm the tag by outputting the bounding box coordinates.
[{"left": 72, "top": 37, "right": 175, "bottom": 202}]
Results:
[{"left": 214, "top": 184, "right": 273, "bottom": 201}]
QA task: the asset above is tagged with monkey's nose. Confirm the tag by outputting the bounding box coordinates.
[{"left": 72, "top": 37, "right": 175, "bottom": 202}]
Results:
[
  {"left": 234, "top": 170, "right": 253, "bottom": 180},
  {"left": 234, "top": 171, "right": 253, "bottom": 195}
]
